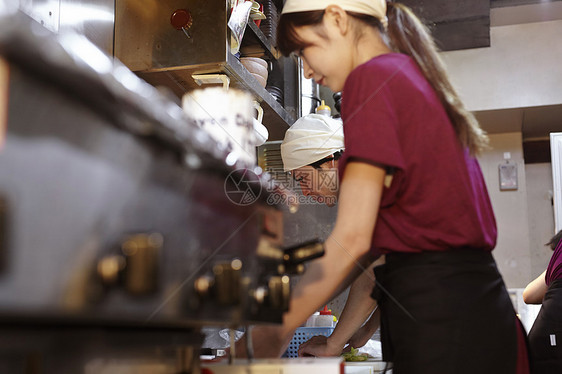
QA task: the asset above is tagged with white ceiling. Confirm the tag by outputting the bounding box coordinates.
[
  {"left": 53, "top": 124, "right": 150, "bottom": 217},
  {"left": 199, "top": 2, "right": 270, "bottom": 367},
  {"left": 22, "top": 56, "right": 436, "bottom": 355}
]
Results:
[{"left": 491, "top": 1, "right": 562, "bottom": 26}]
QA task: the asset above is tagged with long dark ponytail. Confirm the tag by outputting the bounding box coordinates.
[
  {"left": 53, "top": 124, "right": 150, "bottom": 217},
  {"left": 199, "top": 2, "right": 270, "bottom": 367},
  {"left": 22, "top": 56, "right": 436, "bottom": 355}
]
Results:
[{"left": 385, "top": 3, "right": 488, "bottom": 155}]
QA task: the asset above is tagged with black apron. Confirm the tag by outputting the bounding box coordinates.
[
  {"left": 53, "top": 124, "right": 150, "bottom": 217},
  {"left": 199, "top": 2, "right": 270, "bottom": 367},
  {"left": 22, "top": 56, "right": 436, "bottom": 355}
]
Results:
[
  {"left": 372, "top": 249, "right": 518, "bottom": 374},
  {"left": 528, "top": 279, "right": 562, "bottom": 373}
]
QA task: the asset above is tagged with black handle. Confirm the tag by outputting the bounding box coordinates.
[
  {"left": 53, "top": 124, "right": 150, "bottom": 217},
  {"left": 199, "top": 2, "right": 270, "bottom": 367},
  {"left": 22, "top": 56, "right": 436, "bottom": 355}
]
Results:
[
  {"left": 0, "top": 194, "right": 8, "bottom": 273},
  {"left": 283, "top": 239, "right": 325, "bottom": 265}
]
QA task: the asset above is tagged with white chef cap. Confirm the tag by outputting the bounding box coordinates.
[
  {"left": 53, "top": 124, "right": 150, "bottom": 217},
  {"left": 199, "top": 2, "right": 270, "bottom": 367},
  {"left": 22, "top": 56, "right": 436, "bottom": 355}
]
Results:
[
  {"left": 281, "top": 114, "right": 344, "bottom": 172},
  {"left": 281, "top": 0, "right": 388, "bottom": 28}
]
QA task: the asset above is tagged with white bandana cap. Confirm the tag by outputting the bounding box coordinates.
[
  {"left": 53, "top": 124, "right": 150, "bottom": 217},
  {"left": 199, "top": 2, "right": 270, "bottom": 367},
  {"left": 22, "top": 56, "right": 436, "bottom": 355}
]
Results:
[
  {"left": 282, "top": 0, "right": 388, "bottom": 28},
  {"left": 281, "top": 114, "right": 344, "bottom": 172}
]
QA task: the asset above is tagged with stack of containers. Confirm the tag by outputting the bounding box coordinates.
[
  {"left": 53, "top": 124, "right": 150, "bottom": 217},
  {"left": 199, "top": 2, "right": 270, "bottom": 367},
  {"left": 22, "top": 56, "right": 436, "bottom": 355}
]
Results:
[{"left": 258, "top": 0, "right": 278, "bottom": 41}]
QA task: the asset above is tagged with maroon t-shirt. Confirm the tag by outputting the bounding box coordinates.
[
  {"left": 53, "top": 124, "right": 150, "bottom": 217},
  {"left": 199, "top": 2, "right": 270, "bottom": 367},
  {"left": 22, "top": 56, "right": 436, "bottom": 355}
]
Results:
[{"left": 339, "top": 53, "right": 497, "bottom": 255}]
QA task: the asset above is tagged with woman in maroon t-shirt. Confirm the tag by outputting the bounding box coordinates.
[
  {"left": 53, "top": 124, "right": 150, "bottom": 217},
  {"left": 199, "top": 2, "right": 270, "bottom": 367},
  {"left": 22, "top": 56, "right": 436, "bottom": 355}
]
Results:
[
  {"left": 524, "top": 230, "right": 562, "bottom": 373},
  {"left": 233, "top": 1, "right": 529, "bottom": 372}
]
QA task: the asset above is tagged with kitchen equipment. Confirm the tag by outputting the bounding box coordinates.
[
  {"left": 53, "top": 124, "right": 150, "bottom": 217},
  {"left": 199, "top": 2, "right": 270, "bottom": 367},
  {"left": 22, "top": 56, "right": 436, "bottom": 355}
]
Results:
[
  {"left": 202, "top": 357, "right": 345, "bottom": 374},
  {"left": 258, "top": 0, "right": 278, "bottom": 41},
  {"left": 114, "top": 0, "right": 297, "bottom": 141},
  {"left": 253, "top": 101, "right": 269, "bottom": 146},
  {"left": 305, "top": 305, "right": 336, "bottom": 327},
  {"left": 241, "top": 57, "right": 268, "bottom": 88},
  {"left": 241, "top": 57, "right": 268, "bottom": 78},
  {"left": 333, "top": 91, "right": 343, "bottom": 116},
  {"left": 345, "top": 361, "right": 392, "bottom": 374},
  {"left": 315, "top": 100, "right": 332, "bottom": 117},
  {"left": 245, "top": 56, "right": 268, "bottom": 69},
  {"left": 267, "top": 85, "right": 284, "bottom": 106},
  {"left": 0, "top": 8, "right": 306, "bottom": 373},
  {"left": 182, "top": 87, "right": 259, "bottom": 165},
  {"left": 250, "top": 0, "right": 266, "bottom": 28},
  {"left": 251, "top": 72, "right": 267, "bottom": 87}
]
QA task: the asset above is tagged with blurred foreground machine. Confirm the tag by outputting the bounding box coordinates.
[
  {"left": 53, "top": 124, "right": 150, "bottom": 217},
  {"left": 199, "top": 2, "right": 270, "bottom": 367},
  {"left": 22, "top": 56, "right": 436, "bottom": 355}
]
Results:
[{"left": 0, "top": 6, "right": 323, "bottom": 373}]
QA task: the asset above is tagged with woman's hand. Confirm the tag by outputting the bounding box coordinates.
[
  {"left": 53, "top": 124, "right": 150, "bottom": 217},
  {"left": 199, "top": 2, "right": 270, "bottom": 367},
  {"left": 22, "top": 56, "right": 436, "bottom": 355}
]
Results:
[
  {"left": 343, "top": 306, "right": 381, "bottom": 351},
  {"left": 344, "top": 329, "right": 372, "bottom": 352},
  {"left": 298, "top": 335, "right": 343, "bottom": 357},
  {"left": 233, "top": 325, "right": 294, "bottom": 358},
  {"left": 233, "top": 162, "right": 386, "bottom": 360}
]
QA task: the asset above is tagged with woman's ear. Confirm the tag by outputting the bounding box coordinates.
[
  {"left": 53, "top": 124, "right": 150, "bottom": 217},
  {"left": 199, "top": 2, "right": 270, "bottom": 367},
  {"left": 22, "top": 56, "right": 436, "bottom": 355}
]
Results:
[{"left": 324, "top": 5, "right": 350, "bottom": 35}]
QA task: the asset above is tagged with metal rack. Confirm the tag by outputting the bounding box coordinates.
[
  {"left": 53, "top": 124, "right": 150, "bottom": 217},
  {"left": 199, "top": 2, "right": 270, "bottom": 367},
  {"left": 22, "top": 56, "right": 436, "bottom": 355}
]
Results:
[{"left": 114, "top": 0, "right": 298, "bottom": 141}]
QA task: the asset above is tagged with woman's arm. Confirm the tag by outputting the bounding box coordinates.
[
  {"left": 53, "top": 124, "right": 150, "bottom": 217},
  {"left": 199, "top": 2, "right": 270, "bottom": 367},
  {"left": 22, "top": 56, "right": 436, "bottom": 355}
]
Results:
[
  {"left": 345, "top": 305, "right": 381, "bottom": 351},
  {"left": 282, "top": 161, "right": 385, "bottom": 330},
  {"left": 236, "top": 162, "right": 386, "bottom": 358},
  {"left": 298, "top": 257, "right": 384, "bottom": 356},
  {"left": 523, "top": 270, "right": 548, "bottom": 304}
]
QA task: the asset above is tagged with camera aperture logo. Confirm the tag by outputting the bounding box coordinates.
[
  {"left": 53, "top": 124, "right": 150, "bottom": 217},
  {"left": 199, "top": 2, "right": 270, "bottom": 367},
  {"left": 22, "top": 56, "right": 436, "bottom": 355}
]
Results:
[
  {"left": 224, "top": 169, "right": 262, "bottom": 206},
  {"left": 224, "top": 168, "right": 339, "bottom": 207}
]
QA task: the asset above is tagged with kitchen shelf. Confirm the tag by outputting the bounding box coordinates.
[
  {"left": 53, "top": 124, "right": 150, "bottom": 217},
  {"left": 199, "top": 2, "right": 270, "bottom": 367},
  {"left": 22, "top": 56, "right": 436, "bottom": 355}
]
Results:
[
  {"left": 246, "top": 21, "right": 281, "bottom": 60},
  {"left": 134, "top": 55, "right": 295, "bottom": 141},
  {"left": 115, "top": 0, "right": 297, "bottom": 141},
  {"left": 226, "top": 53, "right": 293, "bottom": 140}
]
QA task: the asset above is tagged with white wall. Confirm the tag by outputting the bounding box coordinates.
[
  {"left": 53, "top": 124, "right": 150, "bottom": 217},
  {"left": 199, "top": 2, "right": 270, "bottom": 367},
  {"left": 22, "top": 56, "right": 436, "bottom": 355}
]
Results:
[
  {"left": 441, "top": 20, "right": 562, "bottom": 112},
  {"left": 478, "top": 133, "right": 531, "bottom": 288},
  {"left": 441, "top": 16, "right": 562, "bottom": 288},
  {"left": 525, "top": 163, "right": 555, "bottom": 279}
]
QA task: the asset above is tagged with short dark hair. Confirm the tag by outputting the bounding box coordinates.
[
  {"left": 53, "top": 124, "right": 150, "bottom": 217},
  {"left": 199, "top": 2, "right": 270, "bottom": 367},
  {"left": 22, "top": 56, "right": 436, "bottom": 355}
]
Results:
[{"left": 309, "top": 151, "right": 343, "bottom": 169}]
